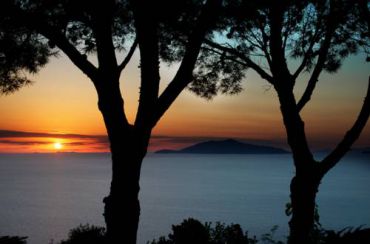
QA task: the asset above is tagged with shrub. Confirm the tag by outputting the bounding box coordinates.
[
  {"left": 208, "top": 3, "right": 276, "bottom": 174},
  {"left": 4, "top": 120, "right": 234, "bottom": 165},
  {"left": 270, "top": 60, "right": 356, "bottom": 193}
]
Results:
[
  {"left": 57, "top": 224, "right": 106, "bottom": 244},
  {"left": 317, "top": 226, "right": 370, "bottom": 244},
  {"left": 148, "top": 218, "right": 257, "bottom": 244},
  {"left": 210, "top": 222, "right": 256, "bottom": 244},
  {"left": 0, "top": 236, "right": 27, "bottom": 244},
  {"left": 260, "top": 225, "right": 284, "bottom": 244}
]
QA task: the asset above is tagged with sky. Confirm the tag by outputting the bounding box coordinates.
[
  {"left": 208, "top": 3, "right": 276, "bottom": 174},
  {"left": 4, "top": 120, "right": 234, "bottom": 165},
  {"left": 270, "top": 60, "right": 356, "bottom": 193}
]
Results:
[{"left": 0, "top": 50, "right": 369, "bottom": 153}]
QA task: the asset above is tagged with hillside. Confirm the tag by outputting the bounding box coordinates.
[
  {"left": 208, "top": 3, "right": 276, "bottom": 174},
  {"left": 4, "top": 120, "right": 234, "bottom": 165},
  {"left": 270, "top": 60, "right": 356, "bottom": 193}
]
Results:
[{"left": 155, "top": 139, "right": 289, "bottom": 154}]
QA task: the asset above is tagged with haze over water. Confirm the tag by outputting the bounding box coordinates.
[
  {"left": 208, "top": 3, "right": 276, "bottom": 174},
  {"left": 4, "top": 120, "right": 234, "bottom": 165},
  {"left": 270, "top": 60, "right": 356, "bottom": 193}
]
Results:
[{"left": 0, "top": 152, "right": 369, "bottom": 244}]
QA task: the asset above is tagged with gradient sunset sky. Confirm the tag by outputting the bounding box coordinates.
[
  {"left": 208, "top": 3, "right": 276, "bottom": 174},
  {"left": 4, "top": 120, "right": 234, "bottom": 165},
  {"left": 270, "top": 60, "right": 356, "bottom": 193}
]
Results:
[{"left": 0, "top": 50, "right": 369, "bottom": 153}]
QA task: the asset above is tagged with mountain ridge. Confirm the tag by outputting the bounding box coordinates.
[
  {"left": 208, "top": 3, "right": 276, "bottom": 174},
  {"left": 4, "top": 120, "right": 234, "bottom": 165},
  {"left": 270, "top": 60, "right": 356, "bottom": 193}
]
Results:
[{"left": 155, "top": 139, "right": 289, "bottom": 154}]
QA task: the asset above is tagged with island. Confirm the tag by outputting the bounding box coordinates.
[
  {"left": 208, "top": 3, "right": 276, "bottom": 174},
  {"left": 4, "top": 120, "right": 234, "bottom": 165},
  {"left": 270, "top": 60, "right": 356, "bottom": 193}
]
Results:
[{"left": 155, "top": 139, "right": 289, "bottom": 154}]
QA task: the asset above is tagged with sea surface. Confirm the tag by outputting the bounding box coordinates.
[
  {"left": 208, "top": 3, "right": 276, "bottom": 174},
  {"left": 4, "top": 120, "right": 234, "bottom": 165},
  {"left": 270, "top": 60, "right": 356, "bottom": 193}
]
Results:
[{"left": 0, "top": 153, "right": 369, "bottom": 244}]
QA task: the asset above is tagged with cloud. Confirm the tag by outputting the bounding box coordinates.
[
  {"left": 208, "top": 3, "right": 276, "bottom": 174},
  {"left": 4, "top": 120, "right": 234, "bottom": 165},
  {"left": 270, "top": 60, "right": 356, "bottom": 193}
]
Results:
[
  {"left": 0, "top": 130, "right": 107, "bottom": 140},
  {"left": 0, "top": 139, "right": 51, "bottom": 145},
  {"left": 0, "top": 130, "right": 109, "bottom": 153}
]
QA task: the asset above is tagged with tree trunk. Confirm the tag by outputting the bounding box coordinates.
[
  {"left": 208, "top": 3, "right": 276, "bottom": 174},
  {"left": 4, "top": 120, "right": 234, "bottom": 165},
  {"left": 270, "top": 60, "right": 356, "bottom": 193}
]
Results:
[
  {"left": 94, "top": 76, "right": 150, "bottom": 244},
  {"left": 101, "top": 121, "right": 149, "bottom": 244},
  {"left": 274, "top": 82, "right": 319, "bottom": 244},
  {"left": 103, "top": 141, "right": 146, "bottom": 244},
  {"left": 288, "top": 166, "right": 320, "bottom": 244}
]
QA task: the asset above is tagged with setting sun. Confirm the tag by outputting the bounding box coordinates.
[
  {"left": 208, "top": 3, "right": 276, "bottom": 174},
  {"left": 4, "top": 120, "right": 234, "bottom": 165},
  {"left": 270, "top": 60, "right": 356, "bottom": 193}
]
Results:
[{"left": 54, "top": 142, "right": 63, "bottom": 150}]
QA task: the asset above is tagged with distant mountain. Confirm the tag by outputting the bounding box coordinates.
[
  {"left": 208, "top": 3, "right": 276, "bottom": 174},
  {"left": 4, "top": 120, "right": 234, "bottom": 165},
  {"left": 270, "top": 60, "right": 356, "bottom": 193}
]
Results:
[{"left": 156, "top": 139, "right": 289, "bottom": 154}]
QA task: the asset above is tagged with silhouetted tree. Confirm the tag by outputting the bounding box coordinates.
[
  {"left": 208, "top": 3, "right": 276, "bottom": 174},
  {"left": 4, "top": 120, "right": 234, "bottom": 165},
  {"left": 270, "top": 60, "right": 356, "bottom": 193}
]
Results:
[
  {"left": 0, "top": 1, "right": 246, "bottom": 243},
  {"left": 202, "top": 0, "right": 370, "bottom": 243}
]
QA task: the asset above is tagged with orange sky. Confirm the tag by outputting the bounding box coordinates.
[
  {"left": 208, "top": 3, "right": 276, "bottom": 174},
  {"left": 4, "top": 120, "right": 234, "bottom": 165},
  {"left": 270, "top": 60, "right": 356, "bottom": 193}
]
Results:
[{"left": 0, "top": 52, "right": 369, "bottom": 153}]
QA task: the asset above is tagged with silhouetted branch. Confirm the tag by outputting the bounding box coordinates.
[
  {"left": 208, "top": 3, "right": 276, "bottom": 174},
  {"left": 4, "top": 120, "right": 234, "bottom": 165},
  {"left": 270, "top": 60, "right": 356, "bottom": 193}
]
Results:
[
  {"left": 201, "top": 46, "right": 249, "bottom": 67},
  {"left": 248, "top": 30, "right": 264, "bottom": 50},
  {"left": 261, "top": 37, "right": 273, "bottom": 69},
  {"left": 4, "top": 4, "right": 99, "bottom": 81},
  {"left": 204, "top": 40, "right": 274, "bottom": 83},
  {"left": 40, "top": 26, "right": 99, "bottom": 81},
  {"left": 292, "top": 7, "right": 322, "bottom": 79},
  {"left": 154, "top": 0, "right": 222, "bottom": 126},
  {"left": 320, "top": 78, "right": 370, "bottom": 177},
  {"left": 268, "top": 4, "right": 292, "bottom": 81},
  {"left": 292, "top": 28, "right": 320, "bottom": 80},
  {"left": 93, "top": 7, "right": 119, "bottom": 73},
  {"left": 296, "top": 0, "right": 336, "bottom": 112},
  {"left": 320, "top": 0, "right": 370, "bottom": 177},
  {"left": 118, "top": 37, "right": 138, "bottom": 74},
  {"left": 282, "top": 20, "right": 290, "bottom": 52},
  {"left": 253, "top": 22, "right": 272, "bottom": 68},
  {"left": 132, "top": 0, "right": 161, "bottom": 129},
  {"left": 358, "top": 0, "right": 370, "bottom": 37},
  {"left": 296, "top": 37, "right": 332, "bottom": 112}
]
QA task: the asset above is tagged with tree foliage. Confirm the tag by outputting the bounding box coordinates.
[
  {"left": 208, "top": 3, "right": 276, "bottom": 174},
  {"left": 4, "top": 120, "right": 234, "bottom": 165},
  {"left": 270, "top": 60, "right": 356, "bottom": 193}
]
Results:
[
  {"left": 0, "top": 0, "right": 246, "bottom": 98},
  {"left": 0, "top": 14, "right": 51, "bottom": 93},
  {"left": 200, "top": 0, "right": 369, "bottom": 99}
]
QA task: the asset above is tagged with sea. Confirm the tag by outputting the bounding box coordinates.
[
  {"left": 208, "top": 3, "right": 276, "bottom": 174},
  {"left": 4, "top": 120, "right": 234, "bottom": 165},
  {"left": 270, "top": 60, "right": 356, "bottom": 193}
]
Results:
[{"left": 0, "top": 152, "right": 369, "bottom": 244}]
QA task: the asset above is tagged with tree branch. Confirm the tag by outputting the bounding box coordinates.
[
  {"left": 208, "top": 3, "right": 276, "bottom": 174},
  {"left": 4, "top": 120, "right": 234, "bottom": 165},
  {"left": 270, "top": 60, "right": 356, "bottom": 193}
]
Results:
[
  {"left": 358, "top": 0, "right": 370, "bottom": 37},
  {"left": 250, "top": 24, "right": 273, "bottom": 69},
  {"left": 93, "top": 10, "right": 118, "bottom": 73},
  {"left": 132, "top": 0, "right": 161, "bottom": 129},
  {"left": 201, "top": 46, "right": 247, "bottom": 66},
  {"left": 296, "top": 0, "right": 336, "bottom": 112},
  {"left": 40, "top": 26, "right": 99, "bottom": 81},
  {"left": 204, "top": 40, "right": 274, "bottom": 83},
  {"left": 268, "top": 4, "right": 292, "bottom": 82},
  {"left": 260, "top": 30, "right": 273, "bottom": 69},
  {"left": 8, "top": 4, "right": 99, "bottom": 81},
  {"left": 282, "top": 7, "right": 296, "bottom": 52},
  {"left": 257, "top": 15, "right": 271, "bottom": 67},
  {"left": 292, "top": 27, "right": 321, "bottom": 80},
  {"left": 153, "top": 0, "right": 222, "bottom": 126},
  {"left": 320, "top": 78, "right": 370, "bottom": 177},
  {"left": 296, "top": 39, "right": 332, "bottom": 112},
  {"left": 118, "top": 37, "right": 138, "bottom": 74}
]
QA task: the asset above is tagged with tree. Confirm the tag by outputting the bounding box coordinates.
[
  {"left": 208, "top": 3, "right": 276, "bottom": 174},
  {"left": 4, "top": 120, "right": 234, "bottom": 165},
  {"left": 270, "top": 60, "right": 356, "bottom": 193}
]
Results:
[
  {"left": 0, "top": 0, "right": 245, "bottom": 243},
  {"left": 202, "top": 0, "right": 370, "bottom": 243}
]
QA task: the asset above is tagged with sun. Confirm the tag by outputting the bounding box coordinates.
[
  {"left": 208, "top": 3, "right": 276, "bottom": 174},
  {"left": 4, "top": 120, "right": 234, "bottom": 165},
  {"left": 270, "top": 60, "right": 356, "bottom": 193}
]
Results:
[{"left": 54, "top": 142, "right": 63, "bottom": 150}]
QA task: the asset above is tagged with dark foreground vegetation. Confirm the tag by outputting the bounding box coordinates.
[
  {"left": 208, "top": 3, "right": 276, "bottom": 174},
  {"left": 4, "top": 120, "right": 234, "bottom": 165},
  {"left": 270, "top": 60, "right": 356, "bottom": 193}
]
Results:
[
  {"left": 2, "top": 218, "right": 370, "bottom": 244},
  {"left": 0, "top": 236, "right": 27, "bottom": 244}
]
